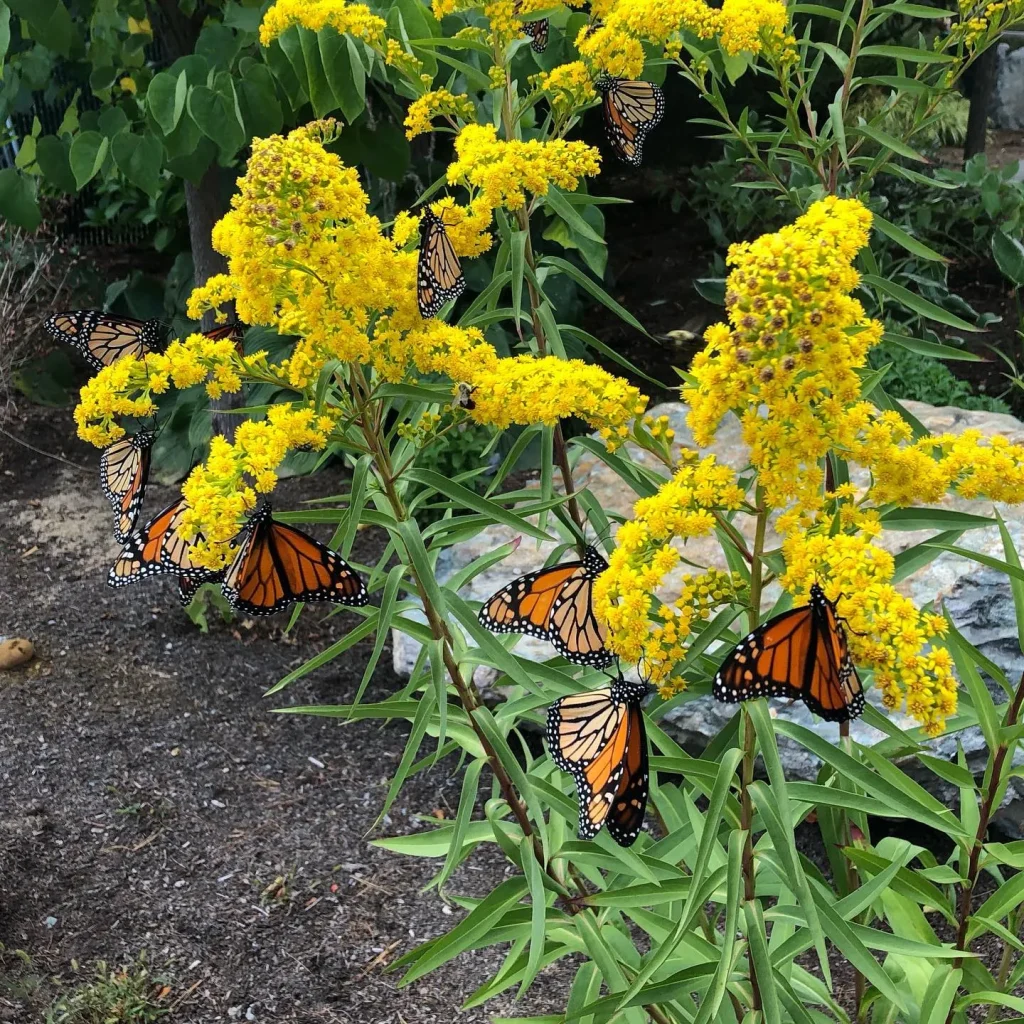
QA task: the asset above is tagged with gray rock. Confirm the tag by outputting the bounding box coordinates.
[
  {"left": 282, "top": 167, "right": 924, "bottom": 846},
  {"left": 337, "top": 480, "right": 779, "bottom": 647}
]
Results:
[
  {"left": 396, "top": 400, "right": 1024, "bottom": 832},
  {"left": 994, "top": 42, "right": 1024, "bottom": 132}
]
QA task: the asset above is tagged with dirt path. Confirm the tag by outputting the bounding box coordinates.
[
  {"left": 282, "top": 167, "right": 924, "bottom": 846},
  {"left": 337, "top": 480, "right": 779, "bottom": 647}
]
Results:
[{"left": 0, "top": 407, "right": 568, "bottom": 1022}]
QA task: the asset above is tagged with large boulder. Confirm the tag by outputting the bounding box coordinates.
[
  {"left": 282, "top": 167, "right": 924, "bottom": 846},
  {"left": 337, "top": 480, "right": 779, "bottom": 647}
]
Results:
[{"left": 395, "top": 400, "right": 1024, "bottom": 833}]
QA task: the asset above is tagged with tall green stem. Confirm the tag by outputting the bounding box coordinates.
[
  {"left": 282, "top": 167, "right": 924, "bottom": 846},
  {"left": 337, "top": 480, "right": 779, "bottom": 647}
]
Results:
[{"left": 944, "top": 670, "right": 1024, "bottom": 1024}]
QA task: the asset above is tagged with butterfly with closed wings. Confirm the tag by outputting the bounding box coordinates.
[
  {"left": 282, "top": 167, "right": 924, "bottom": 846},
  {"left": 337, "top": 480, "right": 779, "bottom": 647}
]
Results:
[
  {"left": 99, "top": 430, "right": 155, "bottom": 544},
  {"left": 512, "top": 0, "right": 548, "bottom": 51},
  {"left": 595, "top": 75, "right": 665, "bottom": 167},
  {"left": 44, "top": 310, "right": 164, "bottom": 373},
  {"left": 478, "top": 544, "right": 613, "bottom": 667},
  {"left": 713, "top": 582, "right": 865, "bottom": 722},
  {"left": 220, "top": 501, "right": 369, "bottom": 616},
  {"left": 417, "top": 209, "right": 467, "bottom": 319},
  {"left": 547, "top": 675, "right": 650, "bottom": 846}
]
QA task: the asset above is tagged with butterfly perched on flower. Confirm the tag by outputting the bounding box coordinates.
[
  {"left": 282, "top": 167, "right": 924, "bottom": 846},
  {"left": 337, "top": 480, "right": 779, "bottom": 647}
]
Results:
[
  {"left": 220, "top": 501, "right": 369, "bottom": 616},
  {"left": 713, "top": 582, "right": 865, "bottom": 722},
  {"left": 99, "top": 430, "right": 155, "bottom": 543},
  {"left": 108, "top": 497, "right": 221, "bottom": 591},
  {"left": 478, "top": 545, "right": 613, "bottom": 667},
  {"left": 201, "top": 320, "right": 246, "bottom": 354},
  {"left": 595, "top": 75, "right": 665, "bottom": 167},
  {"left": 513, "top": 1, "right": 548, "bottom": 52},
  {"left": 44, "top": 310, "right": 164, "bottom": 372},
  {"left": 547, "top": 675, "right": 650, "bottom": 846},
  {"left": 417, "top": 209, "right": 466, "bottom": 319}
]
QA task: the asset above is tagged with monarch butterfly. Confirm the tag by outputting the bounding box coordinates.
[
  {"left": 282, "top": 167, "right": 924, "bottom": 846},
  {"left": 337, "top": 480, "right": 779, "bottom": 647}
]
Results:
[
  {"left": 99, "top": 430, "right": 155, "bottom": 543},
  {"left": 547, "top": 675, "right": 650, "bottom": 845},
  {"left": 108, "top": 498, "right": 221, "bottom": 588},
  {"left": 512, "top": 0, "right": 547, "bottom": 50},
  {"left": 44, "top": 310, "right": 163, "bottom": 372},
  {"left": 221, "top": 501, "right": 369, "bottom": 616},
  {"left": 478, "top": 545, "right": 613, "bottom": 667},
  {"left": 712, "top": 582, "right": 865, "bottom": 722},
  {"left": 417, "top": 209, "right": 466, "bottom": 319},
  {"left": 178, "top": 573, "right": 223, "bottom": 607},
  {"left": 202, "top": 320, "right": 246, "bottom": 354},
  {"left": 596, "top": 75, "right": 665, "bottom": 167}
]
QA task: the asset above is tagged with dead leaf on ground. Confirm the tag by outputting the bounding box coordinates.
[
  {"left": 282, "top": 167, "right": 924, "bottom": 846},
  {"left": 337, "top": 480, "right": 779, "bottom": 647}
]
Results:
[{"left": 0, "top": 638, "right": 34, "bottom": 670}]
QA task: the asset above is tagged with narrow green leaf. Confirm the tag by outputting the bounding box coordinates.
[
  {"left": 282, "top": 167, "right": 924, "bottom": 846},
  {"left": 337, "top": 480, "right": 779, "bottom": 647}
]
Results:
[
  {"left": 538, "top": 255, "right": 648, "bottom": 335},
  {"left": 883, "top": 332, "right": 983, "bottom": 361},
  {"left": 863, "top": 274, "right": 982, "bottom": 332},
  {"left": 920, "top": 966, "right": 963, "bottom": 1024},
  {"left": 745, "top": 901, "right": 784, "bottom": 1024},
  {"left": 873, "top": 213, "right": 947, "bottom": 262}
]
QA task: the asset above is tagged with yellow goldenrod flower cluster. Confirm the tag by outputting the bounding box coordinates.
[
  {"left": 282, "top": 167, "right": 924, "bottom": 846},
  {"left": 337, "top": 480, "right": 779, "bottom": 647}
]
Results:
[
  {"left": 446, "top": 124, "right": 601, "bottom": 213},
  {"left": 404, "top": 89, "right": 477, "bottom": 139},
  {"left": 75, "top": 332, "right": 247, "bottom": 447},
  {"left": 684, "top": 196, "right": 880, "bottom": 513},
  {"left": 259, "top": 0, "right": 386, "bottom": 47},
  {"left": 75, "top": 123, "right": 646, "bottom": 554},
  {"left": 780, "top": 530, "right": 954, "bottom": 736},
  {"left": 179, "top": 405, "right": 337, "bottom": 569},
  {"left": 949, "top": 0, "right": 1024, "bottom": 47},
  {"left": 643, "top": 569, "right": 746, "bottom": 693},
  {"left": 535, "top": 62, "right": 598, "bottom": 117},
  {"left": 576, "top": 0, "right": 788, "bottom": 78},
  {"left": 428, "top": 196, "right": 496, "bottom": 257},
  {"left": 593, "top": 453, "right": 745, "bottom": 667},
  {"left": 431, "top": 0, "right": 551, "bottom": 48}
]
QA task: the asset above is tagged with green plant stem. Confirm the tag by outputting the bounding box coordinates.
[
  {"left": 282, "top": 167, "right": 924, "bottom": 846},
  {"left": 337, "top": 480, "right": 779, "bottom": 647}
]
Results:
[
  {"left": 839, "top": 718, "right": 867, "bottom": 1021},
  {"left": 944, "top": 670, "right": 1024, "bottom": 1024},
  {"left": 354, "top": 372, "right": 676, "bottom": 1024},
  {"left": 826, "top": 0, "right": 871, "bottom": 193},
  {"left": 739, "top": 492, "right": 767, "bottom": 1014},
  {"left": 987, "top": 904, "right": 1024, "bottom": 1021}
]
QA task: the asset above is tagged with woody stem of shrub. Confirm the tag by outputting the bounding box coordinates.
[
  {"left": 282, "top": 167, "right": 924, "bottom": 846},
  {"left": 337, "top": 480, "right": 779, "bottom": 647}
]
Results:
[
  {"left": 944, "top": 670, "right": 1024, "bottom": 1024},
  {"left": 740, "top": 494, "right": 767, "bottom": 1013}
]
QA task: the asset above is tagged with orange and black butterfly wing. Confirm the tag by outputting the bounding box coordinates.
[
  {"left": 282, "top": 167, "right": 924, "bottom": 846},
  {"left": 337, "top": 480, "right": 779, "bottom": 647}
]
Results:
[
  {"left": 178, "top": 572, "right": 225, "bottom": 606},
  {"left": 549, "top": 571, "right": 611, "bottom": 667},
  {"left": 417, "top": 210, "right": 466, "bottom": 318},
  {"left": 203, "top": 321, "right": 246, "bottom": 355},
  {"left": 712, "top": 605, "right": 814, "bottom": 706},
  {"left": 800, "top": 591, "right": 864, "bottom": 722},
  {"left": 108, "top": 499, "right": 182, "bottom": 587},
  {"left": 598, "top": 78, "right": 665, "bottom": 167},
  {"left": 45, "top": 310, "right": 161, "bottom": 372},
  {"left": 222, "top": 504, "right": 368, "bottom": 616},
  {"left": 605, "top": 701, "right": 649, "bottom": 847},
  {"left": 547, "top": 678, "right": 648, "bottom": 843},
  {"left": 100, "top": 431, "right": 155, "bottom": 543},
  {"left": 478, "top": 546, "right": 613, "bottom": 667},
  {"left": 524, "top": 18, "right": 548, "bottom": 51}
]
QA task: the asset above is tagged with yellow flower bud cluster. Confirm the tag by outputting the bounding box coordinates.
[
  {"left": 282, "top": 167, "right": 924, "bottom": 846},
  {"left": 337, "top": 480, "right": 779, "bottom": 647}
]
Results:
[
  {"left": 644, "top": 569, "right": 746, "bottom": 694},
  {"left": 404, "top": 89, "right": 477, "bottom": 140},
  {"left": 180, "top": 405, "right": 337, "bottom": 569},
  {"left": 593, "top": 453, "right": 745, "bottom": 665},
  {"left": 74, "top": 332, "right": 248, "bottom": 447},
  {"left": 780, "top": 530, "right": 954, "bottom": 736},
  {"left": 535, "top": 62, "right": 598, "bottom": 118}
]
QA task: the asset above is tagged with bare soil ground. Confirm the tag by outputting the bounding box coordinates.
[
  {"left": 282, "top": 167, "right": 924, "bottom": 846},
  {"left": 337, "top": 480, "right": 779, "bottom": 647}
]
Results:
[{"left": 0, "top": 406, "right": 573, "bottom": 1023}]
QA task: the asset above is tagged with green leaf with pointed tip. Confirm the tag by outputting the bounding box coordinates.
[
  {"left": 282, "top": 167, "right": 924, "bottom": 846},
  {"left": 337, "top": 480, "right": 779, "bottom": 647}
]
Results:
[{"left": 69, "top": 131, "right": 108, "bottom": 189}]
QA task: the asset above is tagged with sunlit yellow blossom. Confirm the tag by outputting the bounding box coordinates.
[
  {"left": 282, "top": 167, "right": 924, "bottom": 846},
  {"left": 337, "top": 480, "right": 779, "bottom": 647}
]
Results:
[
  {"left": 594, "top": 453, "right": 745, "bottom": 667},
  {"left": 429, "top": 196, "right": 495, "bottom": 257},
  {"left": 259, "top": 0, "right": 386, "bottom": 47},
  {"left": 446, "top": 124, "right": 601, "bottom": 213},
  {"left": 536, "top": 62, "right": 598, "bottom": 116},
  {"left": 577, "top": 0, "right": 787, "bottom": 76},
  {"left": 684, "top": 196, "right": 879, "bottom": 513}
]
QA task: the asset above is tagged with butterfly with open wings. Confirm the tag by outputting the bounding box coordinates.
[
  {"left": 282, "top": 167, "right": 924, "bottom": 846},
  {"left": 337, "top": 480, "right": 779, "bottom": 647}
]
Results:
[{"left": 713, "top": 582, "right": 865, "bottom": 722}]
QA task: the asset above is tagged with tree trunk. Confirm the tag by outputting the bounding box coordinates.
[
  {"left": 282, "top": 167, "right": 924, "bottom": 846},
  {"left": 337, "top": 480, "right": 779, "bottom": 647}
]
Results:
[
  {"left": 150, "top": 0, "right": 238, "bottom": 439},
  {"left": 965, "top": 43, "right": 998, "bottom": 162}
]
